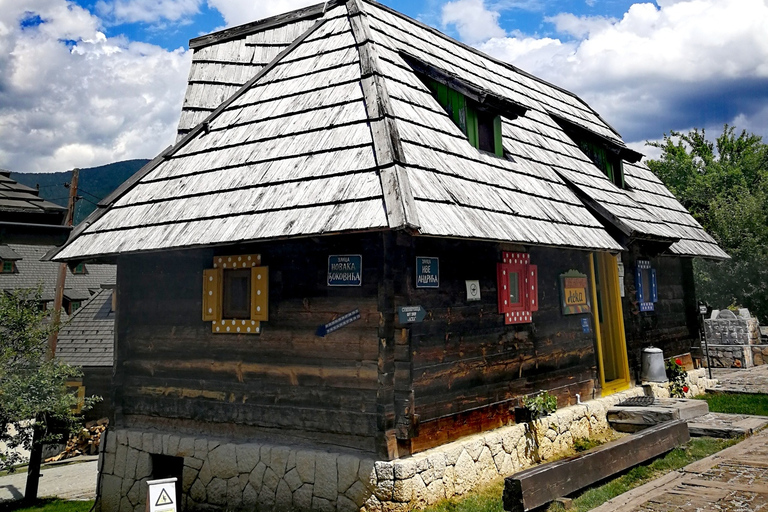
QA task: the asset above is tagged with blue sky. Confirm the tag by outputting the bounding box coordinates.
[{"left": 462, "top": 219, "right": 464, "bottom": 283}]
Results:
[{"left": 2, "top": 0, "right": 767, "bottom": 172}]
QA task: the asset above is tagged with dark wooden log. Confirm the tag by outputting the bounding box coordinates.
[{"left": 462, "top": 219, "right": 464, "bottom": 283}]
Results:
[{"left": 502, "top": 419, "right": 690, "bottom": 512}]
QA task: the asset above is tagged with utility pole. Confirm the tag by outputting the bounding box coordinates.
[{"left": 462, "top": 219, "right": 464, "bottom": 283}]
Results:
[{"left": 25, "top": 168, "right": 79, "bottom": 503}]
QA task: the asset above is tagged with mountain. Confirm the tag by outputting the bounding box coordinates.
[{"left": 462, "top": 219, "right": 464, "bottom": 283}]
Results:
[{"left": 11, "top": 159, "right": 149, "bottom": 225}]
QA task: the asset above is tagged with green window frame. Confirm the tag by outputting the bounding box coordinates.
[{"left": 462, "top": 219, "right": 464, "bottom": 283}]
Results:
[
  {"left": 1, "top": 260, "right": 15, "bottom": 273},
  {"left": 577, "top": 139, "right": 624, "bottom": 188},
  {"left": 72, "top": 263, "right": 86, "bottom": 274},
  {"left": 425, "top": 79, "right": 504, "bottom": 157}
]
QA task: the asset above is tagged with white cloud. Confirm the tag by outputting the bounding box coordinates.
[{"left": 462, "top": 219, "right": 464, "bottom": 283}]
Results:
[
  {"left": 476, "top": 0, "right": 768, "bottom": 145},
  {"left": 0, "top": 0, "right": 191, "bottom": 173},
  {"left": 442, "top": 0, "right": 506, "bottom": 45},
  {"left": 205, "top": 0, "right": 318, "bottom": 27},
  {"left": 96, "top": 0, "right": 202, "bottom": 24}
]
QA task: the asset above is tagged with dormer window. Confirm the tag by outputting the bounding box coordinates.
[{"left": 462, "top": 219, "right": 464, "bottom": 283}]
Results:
[
  {"left": 72, "top": 263, "right": 86, "bottom": 274},
  {"left": 1, "top": 260, "right": 15, "bottom": 273},
  {"left": 401, "top": 52, "right": 527, "bottom": 159},
  {"left": 424, "top": 78, "right": 503, "bottom": 156},
  {"left": 577, "top": 139, "right": 624, "bottom": 188}
]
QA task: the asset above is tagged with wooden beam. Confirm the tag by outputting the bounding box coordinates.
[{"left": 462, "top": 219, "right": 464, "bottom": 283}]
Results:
[{"left": 503, "top": 419, "right": 690, "bottom": 512}]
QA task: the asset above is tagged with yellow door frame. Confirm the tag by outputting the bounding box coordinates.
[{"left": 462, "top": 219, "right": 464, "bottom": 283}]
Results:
[{"left": 589, "top": 253, "right": 631, "bottom": 395}]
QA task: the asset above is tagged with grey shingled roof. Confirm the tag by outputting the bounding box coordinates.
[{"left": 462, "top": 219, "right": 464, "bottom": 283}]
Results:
[
  {"left": 56, "top": 288, "right": 114, "bottom": 367},
  {"left": 0, "top": 244, "right": 115, "bottom": 300},
  {"left": 51, "top": 0, "right": 727, "bottom": 261},
  {"left": 0, "top": 171, "right": 67, "bottom": 215}
]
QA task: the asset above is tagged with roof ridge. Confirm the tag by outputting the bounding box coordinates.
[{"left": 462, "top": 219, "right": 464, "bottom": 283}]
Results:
[
  {"left": 49, "top": 17, "right": 332, "bottom": 262},
  {"left": 346, "top": 0, "right": 420, "bottom": 231}
]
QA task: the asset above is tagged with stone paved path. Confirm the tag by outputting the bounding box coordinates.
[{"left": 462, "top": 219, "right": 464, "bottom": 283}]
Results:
[
  {"left": 709, "top": 365, "right": 768, "bottom": 394},
  {"left": 0, "top": 457, "right": 98, "bottom": 503},
  {"left": 592, "top": 425, "right": 768, "bottom": 512}
]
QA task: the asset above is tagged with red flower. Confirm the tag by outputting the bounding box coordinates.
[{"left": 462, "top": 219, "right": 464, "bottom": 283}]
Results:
[
  {"left": 683, "top": 386, "right": 689, "bottom": 393},
  {"left": 675, "top": 358, "right": 682, "bottom": 366}
]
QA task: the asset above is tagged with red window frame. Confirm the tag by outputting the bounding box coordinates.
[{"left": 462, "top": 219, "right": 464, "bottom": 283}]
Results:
[{"left": 497, "top": 252, "right": 538, "bottom": 324}]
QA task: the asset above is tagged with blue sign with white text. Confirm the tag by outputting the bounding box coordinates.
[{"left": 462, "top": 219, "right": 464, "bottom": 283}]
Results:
[
  {"left": 581, "top": 317, "right": 591, "bottom": 334},
  {"left": 416, "top": 257, "right": 439, "bottom": 288},
  {"left": 327, "top": 255, "right": 362, "bottom": 286}
]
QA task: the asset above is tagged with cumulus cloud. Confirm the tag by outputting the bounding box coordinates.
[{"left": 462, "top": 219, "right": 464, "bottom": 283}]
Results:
[
  {"left": 95, "top": 0, "right": 202, "bottom": 24},
  {"left": 442, "top": 0, "right": 506, "bottom": 45},
  {"left": 0, "top": 0, "right": 191, "bottom": 172},
  {"left": 205, "top": 0, "right": 319, "bottom": 27},
  {"left": 477, "top": 0, "right": 768, "bottom": 146}
]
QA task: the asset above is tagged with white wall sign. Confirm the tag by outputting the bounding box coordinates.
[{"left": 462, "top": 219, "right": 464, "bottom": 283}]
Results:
[
  {"left": 466, "top": 280, "right": 481, "bottom": 301},
  {"left": 147, "top": 478, "right": 177, "bottom": 512}
]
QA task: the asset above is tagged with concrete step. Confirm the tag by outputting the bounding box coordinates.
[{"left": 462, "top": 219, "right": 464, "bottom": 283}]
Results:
[
  {"left": 687, "top": 412, "right": 768, "bottom": 438},
  {"left": 608, "top": 398, "right": 709, "bottom": 433}
]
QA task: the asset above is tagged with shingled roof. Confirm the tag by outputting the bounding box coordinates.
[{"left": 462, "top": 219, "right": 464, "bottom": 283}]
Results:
[
  {"left": 56, "top": 288, "right": 114, "bottom": 367},
  {"left": 1, "top": 244, "right": 115, "bottom": 301},
  {"left": 52, "top": 0, "right": 727, "bottom": 261}
]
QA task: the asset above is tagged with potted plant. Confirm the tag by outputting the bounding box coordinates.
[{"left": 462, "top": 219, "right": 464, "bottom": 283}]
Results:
[{"left": 515, "top": 391, "right": 558, "bottom": 422}]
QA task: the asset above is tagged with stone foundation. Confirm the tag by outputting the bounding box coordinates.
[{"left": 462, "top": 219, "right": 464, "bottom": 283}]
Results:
[
  {"left": 703, "top": 309, "right": 762, "bottom": 368},
  {"left": 97, "top": 374, "right": 712, "bottom": 512}
]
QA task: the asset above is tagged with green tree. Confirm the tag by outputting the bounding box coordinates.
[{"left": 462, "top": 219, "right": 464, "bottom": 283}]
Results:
[
  {"left": 0, "top": 289, "right": 96, "bottom": 499},
  {"left": 647, "top": 125, "right": 768, "bottom": 321}
]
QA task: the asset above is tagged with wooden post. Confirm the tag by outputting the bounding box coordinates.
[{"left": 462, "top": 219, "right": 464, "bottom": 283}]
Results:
[
  {"left": 46, "top": 168, "right": 79, "bottom": 361},
  {"left": 27, "top": 169, "right": 78, "bottom": 502}
]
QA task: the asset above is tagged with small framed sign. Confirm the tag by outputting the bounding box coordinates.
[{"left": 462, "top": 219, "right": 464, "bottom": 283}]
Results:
[
  {"left": 327, "top": 255, "right": 362, "bottom": 286},
  {"left": 416, "top": 257, "right": 439, "bottom": 288},
  {"left": 560, "top": 270, "right": 591, "bottom": 315},
  {"left": 465, "top": 280, "right": 481, "bottom": 301}
]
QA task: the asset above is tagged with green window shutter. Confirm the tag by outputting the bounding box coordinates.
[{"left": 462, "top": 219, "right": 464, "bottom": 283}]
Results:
[
  {"left": 493, "top": 115, "right": 503, "bottom": 156},
  {"left": 465, "top": 103, "right": 478, "bottom": 148}
]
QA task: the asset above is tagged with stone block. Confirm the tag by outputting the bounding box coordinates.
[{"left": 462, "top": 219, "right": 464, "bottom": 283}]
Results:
[
  {"left": 425, "top": 479, "right": 446, "bottom": 503},
  {"left": 114, "top": 443, "right": 128, "bottom": 478},
  {"left": 141, "top": 433, "right": 154, "bottom": 453},
  {"left": 293, "top": 484, "right": 314, "bottom": 510},
  {"left": 373, "top": 478, "right": 393, "bottom": 501},
  {"left": 106, "top": 429, "right": 117, "bottom": 453},
  {"left": 346, "top": 480, "right": 370, "bottom": 507},
  {"left": 337, "top": 495, "right": 358, "bottom": 512},
  {"left": 198, "top": 461, "right": 213, "bottom": 486},
  {"left": 337, "top": 454, "right": 360, "bottom": 493},
  {"left": 296, "top": 450, "right": 316, "bottom": 484},
  {"left": 135, "top": 451, "right": 151, "bottom": 480},
  {"left": 263, "top": 467, "right": 280, "bottom": 493},
  {"left": 116, "top": 429, "right": 128, "bottom": 446},
  {"left": 452, "top": 450, "right": 477, "bottom": 495},
  {"left": 227, "top": 476, "right": 241, "bottom": 505},
  {"left": 271, "top": 446, "right": 290, "bottom": 476},
  {"left": 275, "top": 479, "right": 293, "bottom": 512},
  {"left": 185, "top": 457, "right": 203, "bottom": 470},
  {"left": 249, "top": 461, "right": 267, "bottom": 493},
  {"left": 119, "top": 496, "right": 133, "bottom": 512},
  {"left": 127, "top": 481, "right": 141, "bottom": 507},
  {"left": 287, "top": 450, "right": 296, "bottom": 471},
  {"left": 285, "top": 468, "right": 303, "bottom": 492},
  {"left": 260, "top": 445, "right": 272, "bottom": 467},
  {"left": 374, "top": 461, "right": 393, "bottom": 481},
  {"left": 237, "top": 444, "right": 260, "bottom": 474},
  {"left": 103, "top": 451, "right": 116, "bottom": 475},
  {"left": 314, "top": 452, "right": 339, "bottom": 501},
  {"left": 465, "top": 440, "right": 484, "bottom": 461},
  {"left": 258, "top": 484, "right": 276, "bottom": 509},
  {"left": 177, "top": 437, "right": 195, "bottom": 457},
  {"left": 190, "top": 479, "right": 206, "bottom": 503},
  {"left": 125, "top": 447, "right": 138, "bottom": 480},
  {"left": 243, "top": 483, "right": 258, "bottom": 508},
  {"left": 194, "top": 438, "right": 208, "bottom": 459},
  {"left": 167, "top": 435, "right": 180, "bottom": 456},
  {"left": 358, "top": 458, "right": 376, "bottom": 490},
  {"left": 153, "top": 435, "right": 162, "bottom": 455},
  {"left": 101, "top": 474, "right": 122, "bottom": 512},
  {"left": 476, "top": 446, "right": 497, "bottom": 480},
  {"left": 312, "top": 496, "right": 335, "bottom": 512},
  {"left": 392, "top": 459, "right": 416, "bottom": 480},
  {"left": 206, "top": 477, "right": 227, "bottom": 506},
  {"left": 208, "top": 443, "right": 239, "bottom": 479},
  {"left": 182, "top": 465, "right": 198, "bottom": 492}
]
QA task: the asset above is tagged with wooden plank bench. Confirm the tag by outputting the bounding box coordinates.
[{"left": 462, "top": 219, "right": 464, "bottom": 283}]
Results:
[{"left": 502, "top": 419, "right": 690, "bottom": 512}]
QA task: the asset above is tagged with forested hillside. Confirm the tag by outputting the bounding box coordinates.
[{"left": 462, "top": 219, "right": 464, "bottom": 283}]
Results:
[{"left": 11, "top": 159, "right": 149, "bottom": 225}]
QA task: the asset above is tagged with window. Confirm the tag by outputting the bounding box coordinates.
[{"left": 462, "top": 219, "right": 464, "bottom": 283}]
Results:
[
  {"left": 72, "top": 263, "right": 86, "bottom": 274},
  {"left": 578, "top": 139, "right": 624, "bottom": 188},
  {"left": 635, "top": 259, "right": 657, "bottom": 312},
  {"left": 203, "top": 254, "right": 268, "bottom": 334},
  {"left": 424, "top": 78, "right": 504, "bottom": 157},
  {"left": 69, "top": 300, "right": 82, "bottom": 314},
  {"left": 497, "top": 252, "right": 538, "bottom": 324},
  {"left": 1, "top": 260, "right": 15, "bottom": 273}
]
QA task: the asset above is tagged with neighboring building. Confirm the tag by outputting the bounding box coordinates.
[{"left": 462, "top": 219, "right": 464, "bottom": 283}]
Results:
[
  {"left": 51, "top": 1, "right": 727, "bottom": 511},
  {"left": 0, "top": 170, "right": 70, "bottom": 245}
]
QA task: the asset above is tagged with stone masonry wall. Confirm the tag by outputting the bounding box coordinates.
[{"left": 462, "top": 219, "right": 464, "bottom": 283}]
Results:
[{"left": 97, "top": 373, "right": 711, "bottom": 512}]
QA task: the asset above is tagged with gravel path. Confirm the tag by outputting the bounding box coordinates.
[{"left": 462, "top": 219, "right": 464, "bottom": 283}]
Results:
[{"left": 0, "top": 457, "right": 98, "bottom": 503}]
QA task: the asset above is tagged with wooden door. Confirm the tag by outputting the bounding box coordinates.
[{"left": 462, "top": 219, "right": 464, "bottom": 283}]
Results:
[{"left": 590, "top": 253, "right": 631, "bottom": 394}]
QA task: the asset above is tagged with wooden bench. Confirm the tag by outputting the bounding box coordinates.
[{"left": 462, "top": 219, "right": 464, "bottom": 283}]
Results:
[{"left": 502, "top": 419, "right": 690, "bottom": 512}]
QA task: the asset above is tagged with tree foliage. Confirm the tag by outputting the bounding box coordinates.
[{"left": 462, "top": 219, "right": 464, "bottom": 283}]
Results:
[
  {"left": 0, "top": 289, "right": 95, "bottom": 472},
  {"left": 647, "top": 125, "right": 768, "bottom": 320}
]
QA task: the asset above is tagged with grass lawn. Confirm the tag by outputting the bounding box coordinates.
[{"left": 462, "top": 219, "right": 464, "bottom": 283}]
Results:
[
  {"left": 0, "top": 499, "right": 93, "bottom": 512},
  {"left": 694, "top": 392, "right": 768, "bottom": 415}
]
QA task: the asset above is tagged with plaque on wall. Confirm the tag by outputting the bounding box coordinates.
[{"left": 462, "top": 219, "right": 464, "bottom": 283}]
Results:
[
  {"left": 560, "top": 270, "right": 591, "bottom": 315},
  {"left": 415, "top": 257, "right": 439, "bottom": 288}
]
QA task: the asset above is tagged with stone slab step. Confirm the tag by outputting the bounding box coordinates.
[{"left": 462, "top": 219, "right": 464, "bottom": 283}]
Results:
[
  {"left": 608, "top": 398, "right": 709, "bottom": 433},
  {"left": 687, "top": 412, "right": 768, "bottom": 438}
]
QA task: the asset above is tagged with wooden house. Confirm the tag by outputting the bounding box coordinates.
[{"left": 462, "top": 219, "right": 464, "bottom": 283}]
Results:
[
  {"left": 51, "top": 1, "right": 726, "bottom": 510},
  {"left": 0, "top": 170, "right": 70, "bottom": 245}
]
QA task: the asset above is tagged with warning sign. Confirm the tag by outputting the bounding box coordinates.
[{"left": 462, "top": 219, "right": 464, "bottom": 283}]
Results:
[{"left": 147, "top": 478, "right": 177, "bottom": 512}]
